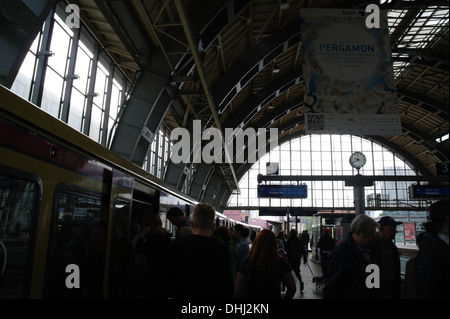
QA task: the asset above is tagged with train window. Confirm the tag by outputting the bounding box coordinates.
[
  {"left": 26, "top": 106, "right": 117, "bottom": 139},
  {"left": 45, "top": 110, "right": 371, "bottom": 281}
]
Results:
[
  {"left": 0, "top": 171, "right": 40, "bottom": 298},
  {"left": 130, "top": 190, "right": 157, "bottom": 237},
  {"left": 45, "top": 185, "right": 108, "bottom": 298}
]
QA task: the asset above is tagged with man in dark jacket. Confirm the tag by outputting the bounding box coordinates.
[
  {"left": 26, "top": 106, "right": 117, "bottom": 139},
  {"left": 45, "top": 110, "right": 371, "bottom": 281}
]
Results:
[
  {"left": 285, "top": 229, "right": 306, "bottom": 291},
  {"left": 415, "top": 199, "right": 449, "bottom": 299},
  {"left": 324, "top": 214, "right": 382, "bottom": 299},
  {"left": 317, "top": 228, "right": 335, "bottom": 278},
  {"left": 162, "top": 203, "right": 234, "bottom": 299},
  {"left": 371, "top": 216, "right": 402, "bottom": 299}
]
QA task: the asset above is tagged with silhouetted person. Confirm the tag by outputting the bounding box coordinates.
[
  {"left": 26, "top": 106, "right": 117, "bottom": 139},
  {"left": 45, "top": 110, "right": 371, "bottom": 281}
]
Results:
[
  {"left": 277, "top": 231, "right": 286, "bottom": 250},
  {"left": 166, "top": 207, "right": 191, "bottom": 232},
  {"left": 234, "top": 229, "right": 296, "bottom": 299},
  {"left": 403, "top": 231, "right": 429, "bottom": 299},
  {"left": 415, "top": 199, "right": 449, "bottom": 299},
  {"left": 134, "top": 213, "right": 172, "bottom": 298},
  {"left": 318, "top": 227, "right": 335, "bottom": 278},
  {"left": 300, "top": 230, "right": 310, "bottom": 259},
  {"left": 324, "top": 214, "right": 382, "bottom": 299},
  {"left": 161, "top": 203, "right": 233, "bottom": 298},
  {"left": 231, "top": 224, "right": 250, "bottom": 274},
  {"left": 372, "top": 216, "right": 402, "bottom": 299},
  {"left": 285, "top": 229, "right": 306, "bottom": 292},
  {"left": 212, "top": 226, "right": 237, "bottom": 285}
]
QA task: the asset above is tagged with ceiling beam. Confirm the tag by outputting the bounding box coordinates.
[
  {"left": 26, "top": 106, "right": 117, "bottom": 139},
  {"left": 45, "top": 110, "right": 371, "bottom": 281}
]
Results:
[{"left": 175, "top": 0, "right": 240, "bottom": 194}]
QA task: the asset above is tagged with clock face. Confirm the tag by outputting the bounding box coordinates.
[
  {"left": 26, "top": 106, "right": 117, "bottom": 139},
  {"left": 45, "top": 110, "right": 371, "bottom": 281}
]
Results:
[{"left": 349, "top": 151, "right": 366, "bottom": 169}]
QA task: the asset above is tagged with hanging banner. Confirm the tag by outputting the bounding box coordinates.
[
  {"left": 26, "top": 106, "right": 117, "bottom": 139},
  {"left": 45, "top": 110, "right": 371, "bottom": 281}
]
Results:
[{"left": 300, "top": 8, "right": 402, "bottom": 135}]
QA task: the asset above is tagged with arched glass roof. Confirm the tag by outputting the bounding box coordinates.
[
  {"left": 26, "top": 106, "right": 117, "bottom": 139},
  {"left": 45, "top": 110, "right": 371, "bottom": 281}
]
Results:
[{"left": 228, "top": 134, "right": 422, "bottom": 211}]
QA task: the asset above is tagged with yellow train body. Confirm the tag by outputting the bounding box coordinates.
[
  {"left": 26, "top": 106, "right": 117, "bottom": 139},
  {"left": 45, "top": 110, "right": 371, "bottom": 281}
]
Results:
[{"left": 0, "top": 85, "right": 260, "bottom": 298}]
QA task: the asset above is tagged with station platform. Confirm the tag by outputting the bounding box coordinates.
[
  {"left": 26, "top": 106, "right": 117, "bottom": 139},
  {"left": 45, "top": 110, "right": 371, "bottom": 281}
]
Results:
[
  {"left": 292, "top": 253, "right": 324, "bottom": 299},
  {"left": 291, "top": 245, "right": 418, "bottom": 300}
]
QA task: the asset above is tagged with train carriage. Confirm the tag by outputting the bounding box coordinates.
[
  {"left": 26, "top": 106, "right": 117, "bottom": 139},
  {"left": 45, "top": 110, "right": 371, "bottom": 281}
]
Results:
[{"left": 0, "top": 85, "right": 259, "bottom": 298}]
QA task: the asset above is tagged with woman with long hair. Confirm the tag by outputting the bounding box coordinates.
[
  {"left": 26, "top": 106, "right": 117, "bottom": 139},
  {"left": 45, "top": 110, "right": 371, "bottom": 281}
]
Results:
[{"left": 234, "top": 229, "right": 296, "bottom": 299}]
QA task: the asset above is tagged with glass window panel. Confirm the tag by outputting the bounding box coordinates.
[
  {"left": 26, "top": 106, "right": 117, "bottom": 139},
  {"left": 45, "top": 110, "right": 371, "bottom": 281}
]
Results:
[
  {"left": 291, "top": 138, "right": 300, "bottom": 151},
  {"left": 311, "top": 152, "right": 322, "bottom": 172},
  {"left": 74, "top": 47, "right": 91, "bottom": 93},
  {"left": 228, "top": 134, "right": 420, "bottom": 210},
  {"left": 29, "top": 29, "right": 41, "bottom": 54},
  {"left": 68, "top": 89, "right": 85, "bottom": 131},
  {"left": 48, "top": 22, "right": 71, "bottom": 76},
  {"left": 322, "top": 154, "right": 332, "bottom": 174},
  {"left": 11, "top": 51, "right": 37, "bottom": 100},
  {"left": 300, "top": 136, "right": 311, "bottom": 151},
  {"left": 310, "top": 135, "right": 321, "bottom": 151},
  {"left": 110, "top": 84, "right": 120, "bottom": 120},
  {"left": 249, "top": 189, "right": 258, "bottom": 206},
  {"left": 331, "top": 135, "right": 341, "bottom": 152},
  {"left": 323, "top": 190, "right": 333, "bottom": 207},
  {"left": 280, "top": 142, "right": 290, "bottom": 151},
  {"left": 281, "top": 151, "right": 290, "bottom": 171},
  {"left": 94, "top": 67, "right": 107, "bottom": 107},
  {"left": 321, "top": 135, "right": 331, "bottom": 150},
  {"left": 41, "top": 68, "right": 64, "bottom": 117},
  {"left": 89, "top": 105, "right": 102, "bottom": 142}
]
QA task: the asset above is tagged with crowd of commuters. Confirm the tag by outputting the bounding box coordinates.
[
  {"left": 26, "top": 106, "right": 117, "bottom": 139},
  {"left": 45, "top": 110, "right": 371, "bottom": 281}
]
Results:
[
  {"left": 131, "top": 202, "right": 312, "bottom": 299},
  {"left": 323, "top": 198, "right": 449, "bottom": 300},
  {"left": 129, "top": 199, "right": 448, "bottom": 300}
]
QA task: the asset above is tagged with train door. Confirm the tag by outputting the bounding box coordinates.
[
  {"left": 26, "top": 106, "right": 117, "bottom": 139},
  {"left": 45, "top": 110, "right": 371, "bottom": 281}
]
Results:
[
  {"left": 106, "top": 174, "right": 159, "bottom": 298},
  {"left": 0, "top": 167, "right": 41, "bottom": 298},
  {"left": 128, "top": 183, "right": 160, "bottom": 298},
  {"left": 106, "top": 169, "right": 133, "bottom": 298},
  {"left": 45, "top": 183, "right": 109, "bottom": 298}
]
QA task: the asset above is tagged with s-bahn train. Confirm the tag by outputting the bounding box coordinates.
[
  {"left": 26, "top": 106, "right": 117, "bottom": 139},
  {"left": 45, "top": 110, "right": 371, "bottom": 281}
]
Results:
[{"left": 0, "top": 85, "right": 260, "bottom": 298}]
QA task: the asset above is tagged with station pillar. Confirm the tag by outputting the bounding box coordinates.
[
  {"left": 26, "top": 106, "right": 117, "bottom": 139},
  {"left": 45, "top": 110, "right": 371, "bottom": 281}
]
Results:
[
  {"left": 345, "top": 174, "right": 373, "bottom": 216},
  {"left": 353, "top": 185, "right": 365, "bottom": 216}
]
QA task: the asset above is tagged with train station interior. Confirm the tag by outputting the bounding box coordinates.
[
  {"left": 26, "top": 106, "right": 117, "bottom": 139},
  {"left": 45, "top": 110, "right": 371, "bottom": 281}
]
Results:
[{"left": 0, "top": 0, "right": 448, "bottom": 303}]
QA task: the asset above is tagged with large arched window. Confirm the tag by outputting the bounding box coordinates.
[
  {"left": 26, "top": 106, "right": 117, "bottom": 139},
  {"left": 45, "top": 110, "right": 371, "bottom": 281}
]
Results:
[
  {"left": 10, "top": 3, "right": 172, "bottom": 181},
  {"left": 228, "top": 134, "right": 424, "bottom": 210}
]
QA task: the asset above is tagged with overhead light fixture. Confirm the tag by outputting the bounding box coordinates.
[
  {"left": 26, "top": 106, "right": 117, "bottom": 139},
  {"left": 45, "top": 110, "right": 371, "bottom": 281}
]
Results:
[{"left": 273, "top": 63, "right": 280, "bottom": 73}]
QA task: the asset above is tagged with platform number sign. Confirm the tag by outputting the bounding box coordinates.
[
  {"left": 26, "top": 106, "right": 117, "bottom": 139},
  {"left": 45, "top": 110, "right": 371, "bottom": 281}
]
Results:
[{"left": 436, "top": 162, "right": 449, "bottom": 176}]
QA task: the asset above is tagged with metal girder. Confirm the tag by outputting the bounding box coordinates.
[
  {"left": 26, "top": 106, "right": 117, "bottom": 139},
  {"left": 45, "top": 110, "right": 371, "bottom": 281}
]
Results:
[
  {"left": 0, "top": 0, "right": 59, "bottom": 87},
  {"left": 211, "top": 22, "right": 301, "bottom": 113},
  {"left": 224, "top": 70, "right": 302, "bottom": 129},
  {"left": 109, "top": 48, "right": 174, "bottom": 164},
  {"left": 394, "top": 48, "right": 450, "bottom": 67},
  {"left": 397, "top": 89, "right": 449, "bottom": 119},
  {"left": 400, "top": 123, "right": 449, "bottom": 161},
  {"left": 173, "top": 0, "right": 240, "bottom": 195},
  {"left": 93, "top": 0, "right": 146, "bottom": 67}
]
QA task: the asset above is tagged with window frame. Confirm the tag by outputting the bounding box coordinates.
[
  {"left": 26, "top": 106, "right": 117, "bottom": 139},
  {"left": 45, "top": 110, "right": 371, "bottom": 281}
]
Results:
[{"left": 0, "top": 164, "right": 42, "bottom": 298}]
